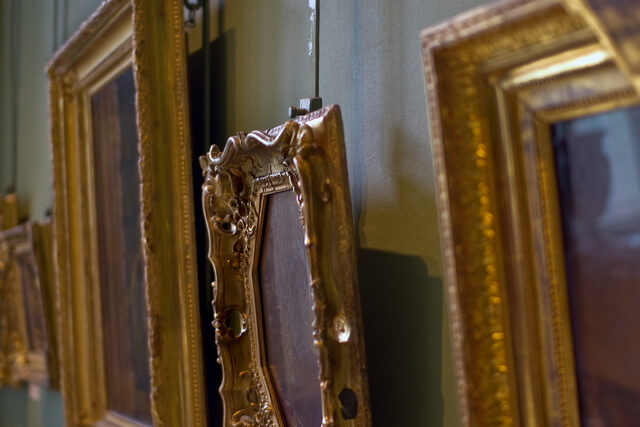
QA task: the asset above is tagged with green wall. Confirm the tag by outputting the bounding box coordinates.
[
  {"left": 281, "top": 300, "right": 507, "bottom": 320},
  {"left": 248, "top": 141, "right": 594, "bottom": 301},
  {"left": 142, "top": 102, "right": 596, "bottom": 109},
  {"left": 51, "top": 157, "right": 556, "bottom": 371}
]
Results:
[
  {"left": 193, "top": 0, "right": 489, "bottom": 424},
  {"left": 0, "top": 1, "right": 102, "bottom": 425},
  {"left": 0, "top": 0, "right": 490, "bottom": 425},
  {"left": 0, "top": 388, "right": 63, "bottom": 427},
  {"left": 0, "top": 0, "right": 103, "bottom": 216}
]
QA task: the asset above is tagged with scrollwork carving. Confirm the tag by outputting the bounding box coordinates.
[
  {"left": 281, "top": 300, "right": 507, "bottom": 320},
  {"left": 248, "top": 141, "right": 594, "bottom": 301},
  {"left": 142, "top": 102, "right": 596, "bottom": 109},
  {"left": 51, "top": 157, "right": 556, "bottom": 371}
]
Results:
[{"left": 201, "top": 105, "right": 371, "bottom": 426}]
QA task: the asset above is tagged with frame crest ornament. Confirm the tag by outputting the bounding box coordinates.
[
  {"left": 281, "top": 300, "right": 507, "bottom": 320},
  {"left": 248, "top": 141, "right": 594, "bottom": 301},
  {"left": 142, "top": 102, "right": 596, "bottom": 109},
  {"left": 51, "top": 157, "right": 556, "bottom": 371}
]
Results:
[
  {"left": 421, "top": 0, "right": 640, "bottom": 426},
  {"left": 201, "top": 105, "right": 371, "bottom": 427},
  {"left": 47, "top": 0, "right": 206, "bottom": 425}
]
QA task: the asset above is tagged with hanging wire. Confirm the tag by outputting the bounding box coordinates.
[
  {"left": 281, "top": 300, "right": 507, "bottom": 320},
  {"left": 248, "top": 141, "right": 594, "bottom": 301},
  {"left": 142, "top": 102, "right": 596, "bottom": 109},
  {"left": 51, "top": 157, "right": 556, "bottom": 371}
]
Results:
[
  {"left": 290, "top": 0, "right": 321, "bottom": 119},
  {"left": 315, "top": 0, "right": 320, "bottom": 98},
  {"left": 53, "top": 0, "right": 58, "bottom": 52},
  {"left": 63, "top": 0, "right": 69, "bottom": 40},
  {"left": 182, "top": 0, "right": 210, "bottom": 152},
  {"left": 8, "top": 0, "right": 21, "bottom": 194},
  {"left": 202, "top": 0, "right": 211, "bottom": 152}
]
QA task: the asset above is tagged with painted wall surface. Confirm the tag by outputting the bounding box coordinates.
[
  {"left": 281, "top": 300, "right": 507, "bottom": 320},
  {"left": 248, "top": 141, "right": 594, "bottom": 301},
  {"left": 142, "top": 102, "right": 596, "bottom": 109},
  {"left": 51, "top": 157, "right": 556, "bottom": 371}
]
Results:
[
  {"left": 0, "top": 388, "right": 63, "bottom": 427},
  {"left": 0, "top": 0, "right": 489, "bottom": 425},
  {"left": 190, "top": 0, "right": 489, "bottom": 425},
  {"left": 0, "top": 0, "right": 102, "bottom": 217},
  {"left": 0, "top": 1, "right": 102, "bottom": 425},
  {"left": 319, "top": 2, "right": 491, "bottom": 424},
  {"left": 186, "top": 0, "right": 316, "bottom": 142},
  {"left": 0, "top": 0, "right": 15, "bottom": 193}
]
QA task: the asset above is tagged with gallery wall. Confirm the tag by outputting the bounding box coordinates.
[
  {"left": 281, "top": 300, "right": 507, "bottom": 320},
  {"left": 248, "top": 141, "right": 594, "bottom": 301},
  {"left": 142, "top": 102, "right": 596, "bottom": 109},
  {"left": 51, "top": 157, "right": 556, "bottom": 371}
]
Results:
[
  {"left": 0, "top": 0, "right": 490, "bottom": 425},
  {"left": 1, "top": 1, "right": 104, "bottom": 426}
]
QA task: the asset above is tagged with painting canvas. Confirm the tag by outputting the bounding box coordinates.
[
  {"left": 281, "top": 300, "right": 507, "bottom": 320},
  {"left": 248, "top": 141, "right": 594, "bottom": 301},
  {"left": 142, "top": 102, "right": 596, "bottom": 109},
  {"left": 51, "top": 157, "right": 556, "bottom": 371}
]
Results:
[
  {"left": 552, "top": 105, "right": 640, "bottom": 426},
  {"left": 258, "top": 189, "right": 322, "bottom": 426},
  {"left": 90, "top": 67, "right": 151, "bottom": 424},
  {"left": 17, "top": 251, "right": 46, "bottom": 356}
]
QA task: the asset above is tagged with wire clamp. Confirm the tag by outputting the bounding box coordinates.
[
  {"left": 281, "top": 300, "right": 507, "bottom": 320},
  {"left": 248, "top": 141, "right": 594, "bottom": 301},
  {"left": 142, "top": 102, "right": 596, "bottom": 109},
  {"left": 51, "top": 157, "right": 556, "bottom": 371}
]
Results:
[
  {"left": 184, "top": 0, "right": 204, "bottom": 28},
  {"left": 288, "top": 97, "right": 323, "bottom": 119}
]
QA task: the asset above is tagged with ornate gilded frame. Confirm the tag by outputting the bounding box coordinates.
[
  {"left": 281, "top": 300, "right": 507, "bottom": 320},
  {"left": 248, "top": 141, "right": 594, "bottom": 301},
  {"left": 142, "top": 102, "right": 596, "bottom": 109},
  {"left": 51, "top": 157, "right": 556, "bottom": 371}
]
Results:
[
  {"left": 201, "top": 105, "right": 371, "bottom": 426},
  {"left": 421, "top": 0, "right": 640, "bottom": 426},
  {"left": 0, "top": 221, "right": 60, "bottom": 389},
  {"left": 48, "top": 0, "right": 205, "bottom": 425}
]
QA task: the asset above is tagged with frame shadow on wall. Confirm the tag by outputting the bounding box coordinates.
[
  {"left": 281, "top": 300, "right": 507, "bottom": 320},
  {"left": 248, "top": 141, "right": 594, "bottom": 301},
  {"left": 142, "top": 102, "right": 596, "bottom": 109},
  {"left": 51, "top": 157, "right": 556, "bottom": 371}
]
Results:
[{"left": 357, "top": 248, "right": 443, "bottom": 426}]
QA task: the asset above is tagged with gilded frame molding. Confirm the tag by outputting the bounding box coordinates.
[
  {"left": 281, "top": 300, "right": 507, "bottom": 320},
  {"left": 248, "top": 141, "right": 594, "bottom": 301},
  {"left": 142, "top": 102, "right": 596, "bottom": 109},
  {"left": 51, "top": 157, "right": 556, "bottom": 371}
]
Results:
[
  {"left": 0, "top": 194, "right": 18, "bottom": 231},
  {"left": 30, "top": 219, "right": 61, "bottom": 389},
  {"left": 201, "top": 105, "right": 371, "bottom": 426},
  {"left": 0, "top": 220, "right": 60, "bottom": 389},
  {"left": 421, "top": 1, "right": 640, "bottom": 426},
  {"left": 0, "top": 225, "right": 28, "bottom": 387},
  {"left": 0, "top": 193, "right": 19, "bottom": 384},
  {"left": 47, "top": 0, "right": 206, "bottom": 425}
]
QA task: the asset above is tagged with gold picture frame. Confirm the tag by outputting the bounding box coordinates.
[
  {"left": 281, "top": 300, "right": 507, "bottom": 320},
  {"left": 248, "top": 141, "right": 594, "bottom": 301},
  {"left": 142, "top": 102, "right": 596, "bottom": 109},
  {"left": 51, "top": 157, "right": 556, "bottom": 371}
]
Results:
[
  {"left": 421, "top": 0, "right": 640, "bottom": 426},
  {"left": 0, "top": 194, "right": 19, "bottom": 231},
  {"left": 0, "top": 220, "right": 60, "bottom": 389},
  {"left": 0, "top": 194, "right": 21, "bottom": 387},
  {"left": 30, "top": 219, "right": 60, "bottom": 389},
  {"left": 0, "top": 225, "right": 26, "bottom": 387},
  {"left": 48, "top": 0, "right": 205, "bottom": 425},
  {"left": 201, "top": 105, "right": 371, "bottom": 426}
]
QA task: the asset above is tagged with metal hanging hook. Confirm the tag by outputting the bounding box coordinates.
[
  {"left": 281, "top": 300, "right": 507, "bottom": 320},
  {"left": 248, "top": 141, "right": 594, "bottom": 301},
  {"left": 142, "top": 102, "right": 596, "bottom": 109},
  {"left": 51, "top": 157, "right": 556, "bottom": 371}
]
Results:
[
  {"left": 184, "top": 0, "right": 204, "bottom": 28},
  {"left": 185, "top": 8, "right": 197, "bottom": 28},
  {"left": 184, "top": 0, "right": 204, "bottom": 11}
]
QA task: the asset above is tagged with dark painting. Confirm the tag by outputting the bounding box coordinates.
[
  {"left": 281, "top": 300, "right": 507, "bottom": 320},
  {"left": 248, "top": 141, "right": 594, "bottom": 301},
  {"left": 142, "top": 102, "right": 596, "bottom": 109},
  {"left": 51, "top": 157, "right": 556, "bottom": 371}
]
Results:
[
  {"left": 553, "top": 104, "right": 640, "bottom": 426},
  {"left": 258, "top": 190, "right": 322, "bottom": 426},
  {"left": 91, "top": 68, "right": 151, "bottom": 424},
  {"left": 17, "top": 254, "right": 45, "bottom": 354}
]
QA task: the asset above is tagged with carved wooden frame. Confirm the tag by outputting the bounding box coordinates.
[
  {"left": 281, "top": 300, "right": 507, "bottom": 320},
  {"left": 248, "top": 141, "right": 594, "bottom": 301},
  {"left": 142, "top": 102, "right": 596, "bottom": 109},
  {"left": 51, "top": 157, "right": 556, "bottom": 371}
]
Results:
[
  {"left": 201, "top": 105, "right": 371, "bottom": 426},
  {"left": 0, "top": 220, "right": 60, "bottom": 389},
  {"left": 48, "top": 0, "right": 206, "bottom": 425},
  {"left": 421, "top": 0, "right": 640, "bottom": 426}
]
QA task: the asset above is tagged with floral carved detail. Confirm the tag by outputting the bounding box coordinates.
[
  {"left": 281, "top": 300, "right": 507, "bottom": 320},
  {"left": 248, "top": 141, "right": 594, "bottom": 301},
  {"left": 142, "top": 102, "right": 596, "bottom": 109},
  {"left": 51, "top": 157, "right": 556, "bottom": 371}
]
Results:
[{"left": 230, "top": 371, "right": 275, "bottom": 427}]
